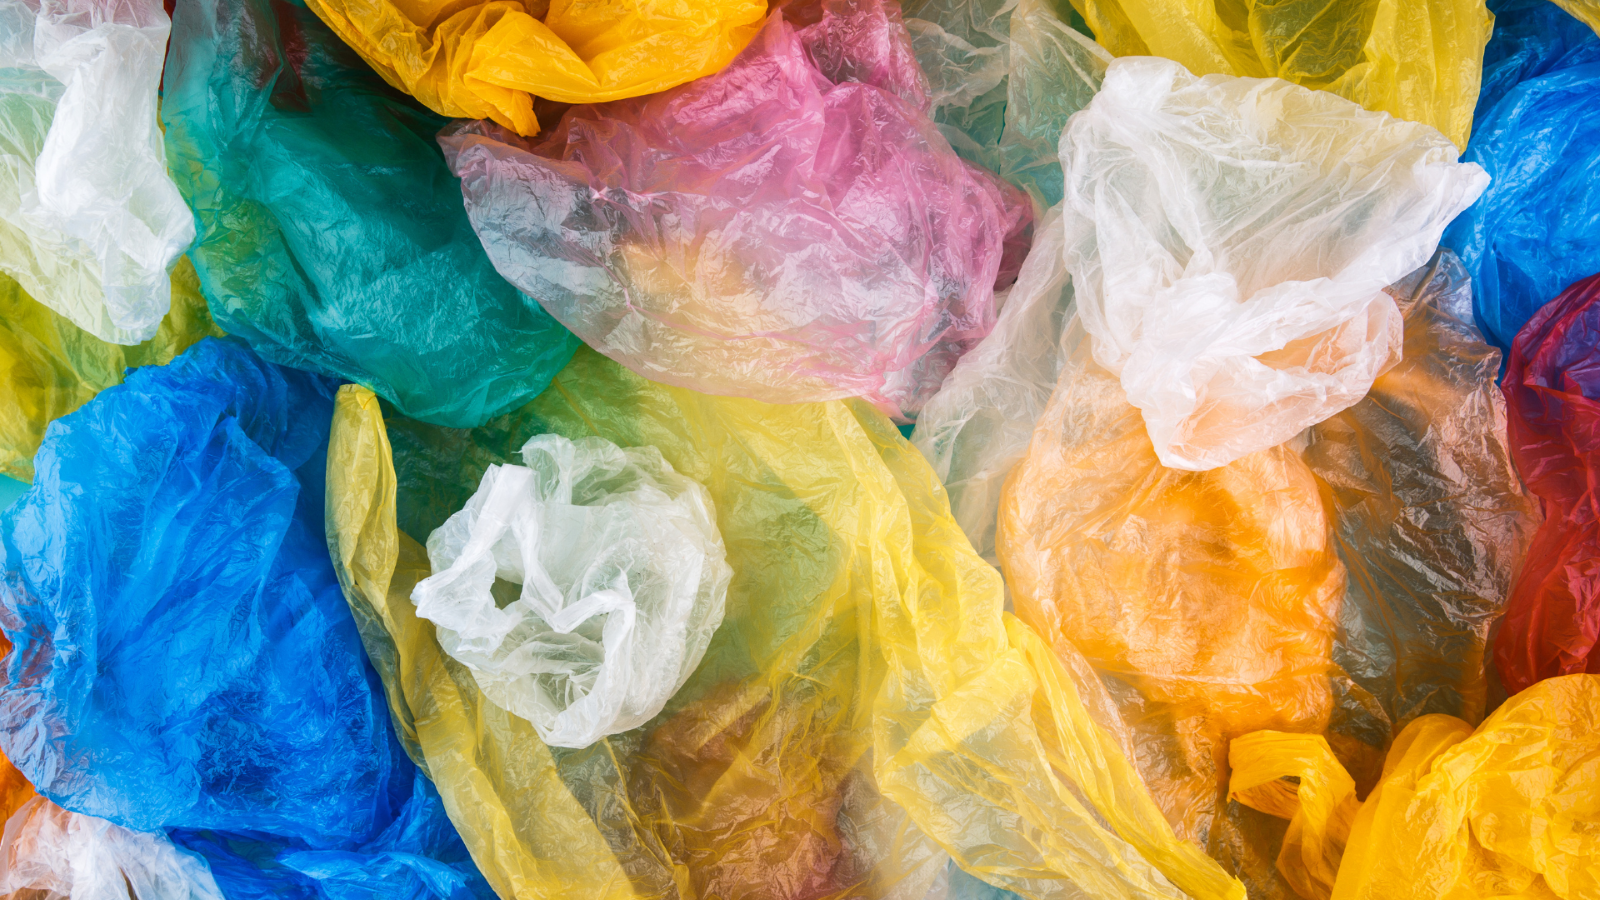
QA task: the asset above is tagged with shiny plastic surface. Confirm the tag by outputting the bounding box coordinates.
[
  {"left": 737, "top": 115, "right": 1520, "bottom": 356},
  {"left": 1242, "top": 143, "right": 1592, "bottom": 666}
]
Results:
[{"left": 0, "top": 796, "right": 226, "bottom": 900}]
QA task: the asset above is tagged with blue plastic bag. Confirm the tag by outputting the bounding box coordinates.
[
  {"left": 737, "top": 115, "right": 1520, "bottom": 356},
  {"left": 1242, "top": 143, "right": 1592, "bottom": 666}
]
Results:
[{"left": 0, "top": 338, "right": 490, "bottom": 899}]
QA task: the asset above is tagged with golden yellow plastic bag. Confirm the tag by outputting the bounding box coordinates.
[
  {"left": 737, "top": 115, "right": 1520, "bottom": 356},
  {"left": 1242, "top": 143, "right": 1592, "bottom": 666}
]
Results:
[
  {"left": 1066, "top": 0, "right": 1491, "bottom": 149},
  {"left": 1552, "top": 0, "right": 1600, "bottom": 35},
  {"left": 325, "top": 349, "right": 1245, "bottom": 900},
  {"left": 302, "top": 0, "right": 768, "bottom": 136},
  {"left": 0, "top": 261, "right": 222, "bottom": 481}
]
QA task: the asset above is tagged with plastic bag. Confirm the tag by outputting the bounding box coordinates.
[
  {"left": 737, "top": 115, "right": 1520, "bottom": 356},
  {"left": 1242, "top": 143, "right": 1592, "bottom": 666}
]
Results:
[
  {"left": 1059, "top": 57, "right": 1487, "bottom": 471},
  {"left": 301, "top": 0, "right": 767, "bottom": 137},
  {"left": 0, "top": 796, "right": 225, "bottom": 900},
  {"left": 440, "top": 0, "right": 1033, "bottom": 421},
  {"left": 327, "top": 352, "right": 1245, "bottom": 900},
  {"left": 1066, "top": 0, "right": 1490, "bottom": 151},
  {"left": 160, "top": 0, "right": 580, "bottom": 429},
  {"left": 1226, "top": 674, "right": 1600, "bottom": 900},
  {"left": 1440, "top": 0, "right": 1600, "bottom": 353},
  {"left": 0, "top": 262, "right": 220, "bottom": 482},
  {"left": 0, "top": 0, "right": 195, "bottom": 346},
  {"left": 0, "top": 338, "right": 491, "bottom": 900},
  {"left": 1495, "top": 272, "right": 1600, "bottom": 695},
  {"left": 411, "top": 433, "right": 733, "bottom": 749},
  {"left": 1553, "top": 0, "right": 1600, "bottom": 34}
]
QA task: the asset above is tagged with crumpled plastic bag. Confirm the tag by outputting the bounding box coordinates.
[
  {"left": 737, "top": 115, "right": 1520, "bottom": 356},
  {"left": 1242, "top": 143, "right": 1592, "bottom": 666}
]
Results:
[
  {"left": 1059, "top": 57, "right": 1487, "bottom": 471},
  {"left": 160, "top": 0, "right": 579, "bottom": 428},
  {"left": 0, "top": 0, "right": 195, "bottom": 346},
  {"left": 441, "top": 0, "right": 1033, "bottom": 421},
  {"left": 411, "top": 433, "right": 733, "bottom": 749},
  {"left": 0, "top": 338, "right": 492, "bottom": 900},
  {"left": 0, "top": 796, "right": 225, "bottom": 900},
  {"left": 1440, "top": 0, "right": 1600, "bottom": 353},
  {"left": 1553, "top": 0, "right": 1600, "bottom": 35},
  {"left": 301, "top": 0, "right": 767, "bottom": 137},
  {"left": 0, "top": 262, "right": 220, "bottom": 482},
  {"left": 327, "top": 350, "right": 1246, "bottom": 900},
  {"left": 1226, "top": 674, "right": 1600, "bottom": 900},
  {"left": 1065, "top": 0, "right": 1491, "bottom": 151},
  {"left": 1495, "top": 272, "right": 1600, "bottom": 695}
]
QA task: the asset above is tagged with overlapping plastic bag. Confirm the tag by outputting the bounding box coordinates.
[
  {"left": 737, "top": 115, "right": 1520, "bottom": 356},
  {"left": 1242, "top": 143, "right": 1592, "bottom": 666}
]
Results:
[
  {"left": 327, "top": 349, "right": 1246, "bottom": 900},
  {"left": 1226, "top": 674, "right": 1600, "bottom": 900},
  {"left": 160, "top": 0, "right": 580, "bottom": 428},
  {"left": 0, "top": 338, "right": 491, "bottom": 899},
  {"left": 1553, "top": 0, "right": 1600, "bottom": 34},
  {"left": 1066, "top": 0, "right": 1490, "bottom": 150},
  {"left": 441, "top": 0, "right": 1033, "bottom": 421},
  {"left": 1441, "top": 0, "right": 1600, "bottom": 353},
  {"left": 301, "top": 0, "right": 767, "bottom": 137},
  {"left": 0, "top": 0, "right": 195, "bottom": 345},
  {"left": 1058, "top": 57, "right": 1487, "bottom": 471}
]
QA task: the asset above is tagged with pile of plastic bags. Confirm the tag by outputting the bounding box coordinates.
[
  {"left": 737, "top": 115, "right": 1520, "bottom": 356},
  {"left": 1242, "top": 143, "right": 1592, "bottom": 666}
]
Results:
[{"left": 0, "top": 0, "right": 1597, "bottom": 897}]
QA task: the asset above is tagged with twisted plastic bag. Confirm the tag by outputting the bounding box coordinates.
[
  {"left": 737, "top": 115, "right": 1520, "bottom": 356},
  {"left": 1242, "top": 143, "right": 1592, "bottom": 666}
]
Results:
[
  {"left": 1226, "top": 674, "right": 1600, "bottom": 900},
  {"left": 0, "top": 338, "right": 491, "bottom": 900},
  {"left": 1059, "top": 57, "right": 1487, "bottom": 471},
  {"left": 327, "top": 351, "right": 1246, "bottom": 900},
  {"left": 441, "top": 0, "right": 1033, "bottom": 421},
  {"left": 1441, "top": 0, "right": 1600, "bottom": 353},
  {"left": 411, "top": 433, "right": 733, "bottom": 749},
  {"left": 1065, "top": 0, "right": 1490, "bottom": 150},
  {"left": 161, "top": 0, "right": 579, "bottom": 428},
  {"left": 0, "top": 0, "right": 195, "bottom": 346},
  {"left": 0, "top": 796, "right": 225, "bottom": 900}
]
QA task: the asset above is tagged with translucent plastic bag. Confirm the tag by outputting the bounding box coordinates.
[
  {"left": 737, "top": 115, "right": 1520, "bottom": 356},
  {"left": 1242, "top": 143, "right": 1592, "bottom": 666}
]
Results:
[
  {"left": 161, "top": 0, "right": 579, "bottom": 428},
  {"left": 0, "top": 0, "right": 195, "bottom": 345},
  {"left": 441, "top": 0, "right": 1033, "bottom": 421},
  {"left": 327, "top": 353, "right": 1245, "bottom": 900},
  {"left": 1066, "top": 0, "right": 1491, "bottom": 150},
  {"left": 411, "top": 434, "right": 733, "bottom": 749},
  {"left": 0, "top": 796, "right": 225, "bottom": 900},
  {"left": 302, "top": 0, "right": 767, "bottom": 136},
  {"left": 1059, "top": 57, "right": 1487, "bottom": 471},
  {"left": 1553, "top": 0, "right": 1600, "bottom": 34}
]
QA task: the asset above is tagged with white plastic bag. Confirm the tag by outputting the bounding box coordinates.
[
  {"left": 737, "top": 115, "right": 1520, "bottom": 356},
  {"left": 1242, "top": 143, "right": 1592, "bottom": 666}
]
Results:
[
  {"left": 1060, "top": 57, "right": 1489, "bottom": 471},
  {"left": 0, "top": 796, "right": 224, "bottom": 900},
  {"left": 0, "top": 0, "right": 195, "bottom": 345},
  {"left": 411, "top": 434, "right": 733, "bottom": 749}
]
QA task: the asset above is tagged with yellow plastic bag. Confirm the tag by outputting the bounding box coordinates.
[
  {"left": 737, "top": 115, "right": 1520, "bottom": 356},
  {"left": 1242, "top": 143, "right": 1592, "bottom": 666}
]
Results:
[
  {"left": 1066, "top": 0, "right": 1491, "bottom": 150},
  {"left": 302, "top": 0, "right": 768, "bottom": 135},
  {"left": 1552, "top": 0, "right": 1600, "bottom": 35},
  {"left": 325, "top": 348, "right": 1245, "bottom": 900}
]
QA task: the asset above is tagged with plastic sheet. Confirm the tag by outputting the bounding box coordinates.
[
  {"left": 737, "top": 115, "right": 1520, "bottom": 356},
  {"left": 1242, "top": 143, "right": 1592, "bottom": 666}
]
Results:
[
  {"left": 0, "top": 338, "right": 491, "bottom": 900},
  {"left": 1553, "top": 0, "right": 1600, "bottom": 35},
  {"left": 411, "top": 433, "right": 733, "bottom": 749},
  {"left": 326, "top": 352, "right": 1246, "bottom": 900},
  {"left": 1066, "top": 0, "right": 1491, "bottom": 150},
  {"left": 1058, "top": 57, "right": 1487, "bottom": 471},
  {"left": 1440, "top": 0, "right": 1600, "bottom": 354},
  {"left": 160, "top": 0, "right": 580, "bottom": 429},
  {"left": 0, "top": 0, "right": 195, "bottom": 346},
  {"left": 302, "top": 0, "right": 767, "bottom": 137},
  {"left": 441, "top": 0, "right": 1033, "bottom": 421},
  {"left": 0, "top": 796, "right": 226, "bottom": 900},
  {"left": 1227, "top": 674, "right": 1600, "bottom": 900},
  {"left": 1496, "top": 273, "right": 1600, "bottom": 695}
]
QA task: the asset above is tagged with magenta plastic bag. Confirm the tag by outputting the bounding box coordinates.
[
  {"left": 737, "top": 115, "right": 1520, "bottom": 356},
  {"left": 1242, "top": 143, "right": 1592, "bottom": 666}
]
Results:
[{"left": 441, "top": 0, "right": 1032, "bottom": 420}]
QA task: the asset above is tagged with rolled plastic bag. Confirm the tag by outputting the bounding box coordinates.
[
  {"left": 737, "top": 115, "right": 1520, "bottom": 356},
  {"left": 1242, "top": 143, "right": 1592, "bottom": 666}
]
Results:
[
  {"left": 1065, "top": 0, "right": 1490, "bottom": 150},
  {"left": 327, "top": 351, "right": 1245, "bottom": 900},
  {"left": 411, "top": 433, "right": 733, "bottom": 749},
  {"left": 160, "top": 0, "right": 579, "bottom": 428},
  {"left": 0, "top": 338, "right": 491, "bottom": 899},
  {"left": 441, "top": 0, "right": 1033, "bottom": 421},
  {"left": 1059, "top": 57, "right": 1487, "bottom": 471},
  {"left": 0, "top": 796, "right": 225, "bottom": 900},
  {"left": 0, "top": 0, "right": 195, "bottom": 346}
]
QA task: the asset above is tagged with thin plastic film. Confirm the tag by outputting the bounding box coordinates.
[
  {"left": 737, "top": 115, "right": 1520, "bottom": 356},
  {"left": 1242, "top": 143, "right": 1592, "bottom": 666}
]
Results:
[
  {"left": 161, "top": 0, "right": 580, "bottom": 428},
  {"left": 0, "top": 0, "right": 196, "bottom": 345},
  {"left": 0, "top": 796, "right": 225, "bottom": 900},
  {"left": 442, "top": 0, "right": 1033, "bottom": 420},
  {"left": 411, "top": 434, "right": 733, "bottom": 749},
  {"left": 1059, "top": 57, "right": 1487, "bottom": 471}
]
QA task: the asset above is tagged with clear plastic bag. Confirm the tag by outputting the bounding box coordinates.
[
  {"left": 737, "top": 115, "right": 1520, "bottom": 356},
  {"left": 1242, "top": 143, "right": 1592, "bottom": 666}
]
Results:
[{"left": 0, "top": 796, "right": 225, "bottom": 900}]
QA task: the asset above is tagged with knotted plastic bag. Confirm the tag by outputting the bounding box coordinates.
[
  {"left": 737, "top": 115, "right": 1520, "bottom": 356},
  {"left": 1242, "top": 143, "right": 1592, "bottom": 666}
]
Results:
[
  {"left": 1066, "top": 0, "right": 1490, "bottom": 150},
  {"left": 441, "top": 0, "right": 1033, "bottom": 421},
  {"left": 411, "top": 434, "right": 733, "bottom": 749},
  {"left": 1059, "top": 57, "right": 1487, "bottom": 471},
  {"left": 301, "top": 0, "right": 767, "bottom": 137},
  {"left": 160, "top": 0, "right": 579, "bottom": 428},
  {"left": 327, "top": 350, "right": 1245, "bottom": 900},
  {"left": 0, "top": 796, "right": 226, "bottom": 900},
  {"left": 0, "top": 0, "right": 195, "bottom": 346}
]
